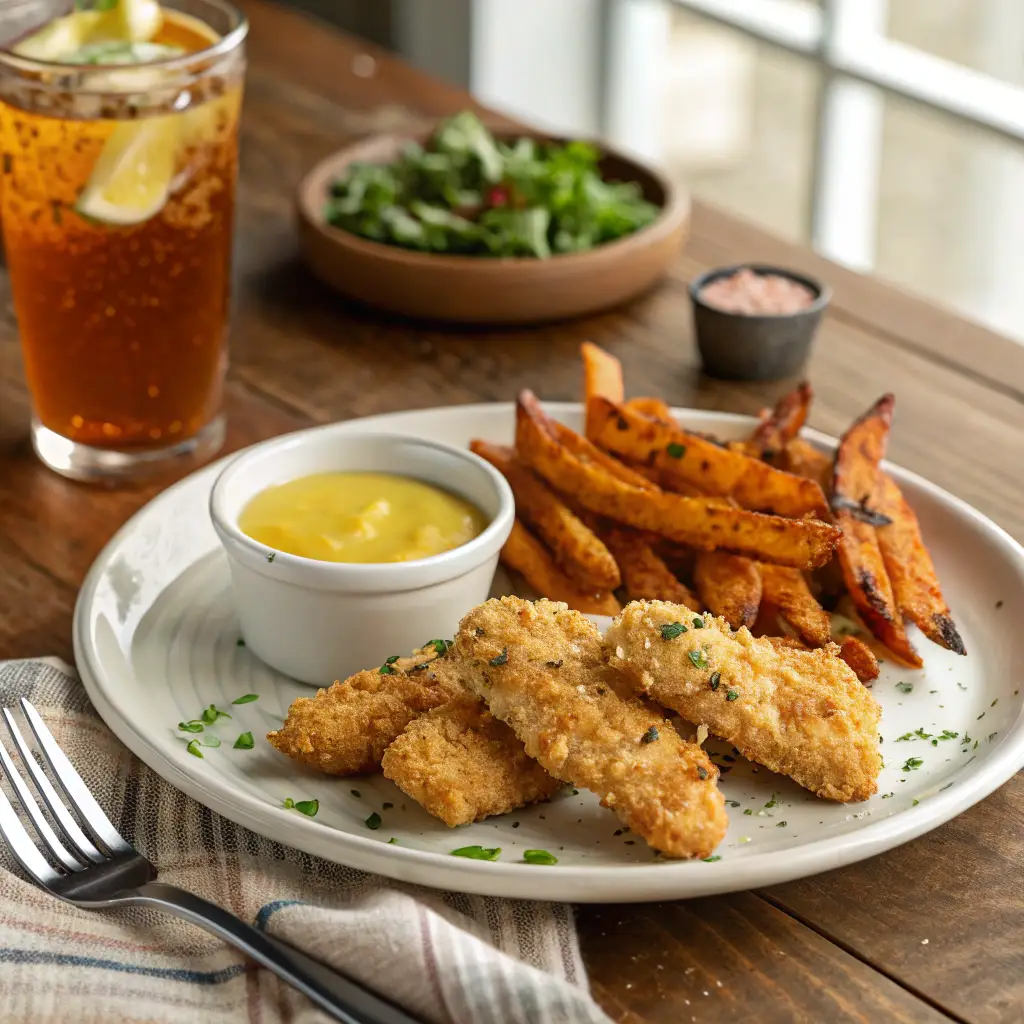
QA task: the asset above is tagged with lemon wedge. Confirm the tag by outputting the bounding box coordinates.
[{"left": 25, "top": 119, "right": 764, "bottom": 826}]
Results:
[
  {"left": 76, "top": 115, "right": 179, "bottom": 226},
  {"left": 13, "top": 11, "right": 104, "bottom": 61},
  {"left": 13, "top": 0, "right": 163, "bottom": 62}
]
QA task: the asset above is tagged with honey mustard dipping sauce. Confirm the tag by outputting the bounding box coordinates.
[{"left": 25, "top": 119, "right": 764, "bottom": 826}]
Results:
[{"left": 237, "top": 472, "right": 488, "bottom": 564}]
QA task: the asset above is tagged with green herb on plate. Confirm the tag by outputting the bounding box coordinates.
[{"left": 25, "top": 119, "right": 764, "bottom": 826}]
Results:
[
  {"left": 523, "top": 849, "right": 557, "bottom": 866},
  {"left": 232, "top": 693, "right": 259, "bottom": 705},
  {"left": 451, "top": 845, "right": 501, "bottom": 861},
  {"left": 233, "top": 732, "right": 254, "bottom": 749}
]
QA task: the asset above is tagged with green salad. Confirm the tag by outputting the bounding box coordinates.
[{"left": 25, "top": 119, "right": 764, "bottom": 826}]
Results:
[{"left": 323, "top": 111, "right": 660, "bottom": 258}]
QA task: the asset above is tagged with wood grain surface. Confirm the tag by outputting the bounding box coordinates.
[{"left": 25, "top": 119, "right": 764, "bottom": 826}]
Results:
[{"left": 0, "top": 3, "right": 1020, "bottom": 1022}]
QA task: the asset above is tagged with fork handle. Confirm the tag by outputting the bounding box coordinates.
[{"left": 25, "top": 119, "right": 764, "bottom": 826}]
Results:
[{"left": 131, "top": 881, "right": 422, "bottom": 1024}]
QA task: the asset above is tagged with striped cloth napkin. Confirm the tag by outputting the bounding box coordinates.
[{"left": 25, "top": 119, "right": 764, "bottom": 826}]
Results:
[{"left": 0, "top": 659, "right": 612, "bottom": 1024}]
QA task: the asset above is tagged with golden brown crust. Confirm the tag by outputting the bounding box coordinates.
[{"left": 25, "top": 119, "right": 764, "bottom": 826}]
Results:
[
  {"left": 607, "top": 600, "right": 882, "bottom": 802},
  {"left": 381, "top": 694, "right": 562, "bottom": 826},
  {"left": 452, "top": 597, "right": 728, "bottom": 860},
  {"left": 266, "top": 654, "right": 460, "bottom": 776}
]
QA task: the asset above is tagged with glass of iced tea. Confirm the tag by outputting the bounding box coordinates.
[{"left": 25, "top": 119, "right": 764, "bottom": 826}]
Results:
[{"left": 0, "top": 0, "right": 245, "bottom": 480}]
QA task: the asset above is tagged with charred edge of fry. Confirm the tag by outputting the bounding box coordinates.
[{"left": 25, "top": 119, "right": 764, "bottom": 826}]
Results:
[
  {"left": 830, "top": 493, "right": 893, "bottom": 527},
  {"left": 856, "top": 569, "right": 895, "bottom": 623},
  {"left": 932, "top": 613, "right": 967, "bottom": 657}
]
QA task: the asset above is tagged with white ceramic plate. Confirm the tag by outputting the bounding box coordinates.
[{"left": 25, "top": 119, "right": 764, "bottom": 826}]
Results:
[{"left": 73, "top": 404, "right": 1024, "bottom": 902}]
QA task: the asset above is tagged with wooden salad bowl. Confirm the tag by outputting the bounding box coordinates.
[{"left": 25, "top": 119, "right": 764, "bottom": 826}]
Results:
[{"left": 296, "top": 129, "right": 690, "bottom": 325}]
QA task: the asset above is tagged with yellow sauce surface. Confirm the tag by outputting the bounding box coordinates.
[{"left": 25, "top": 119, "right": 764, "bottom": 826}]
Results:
[{"left": 238, "top": 472, "right": 488, "bottom": 564}]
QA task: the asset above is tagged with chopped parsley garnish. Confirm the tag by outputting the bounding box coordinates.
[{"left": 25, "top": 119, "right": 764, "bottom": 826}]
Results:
[
  {"left": 726, "top": 690, "right": 740, "bottom": 702},
  {"left": 666, "top": 442, "right": 686, "bottom": 459},
  {"left": 660, "top": 621, "right": 687, "bottom": 640},
  {"left": 902, "top": 757, "right": 924, "bottom": 771},
  {"left": 764, "top": 794, "right": 779, "bottom": 809},
  {"left": 200, "top": 735, "right": 220, "bottom": 748},
  {"left": 881, "top": 792, "right": 894, "bottom": 799},
  {"left": 451, "top": 845, "right": 501, "bottom": 861},
  {"left": 382, "top": 802, "right": 394, "bottom": 811},
  {"left": 201, "top": 704, "right": 231, "bottom": 724},
  {"left": 350, "top": 789, "right": 363, "bottom": 799},
  {"left": 365, "top": 811, "right": 382, "bottom": 829},
  {"left": 178, "top": 720, "right": 204, "bottom": 733},
  {"left": 640, "top": 726, "right": 659, "bottom": 744},
  {"left": 727, "top": 800, "right": 741, "bottom": 808},
  {"left": 702, "top": 855, "right": 721, "bottom": 862},
  {"left": 489, "top": 647, "right": 509, "bottom": 666},
  {"left": 388, "top": 837, "right": 398, "bottom": 844},
  {"left": 895, "top": 681, "right": 913, "bottom": 694},
  {"left": 379, "top": 655, "right": 400, "bottom": 675},
  {"left": 186, "top": 739, "right": 203, "bottom": 758},
  {"left": 696, "top": 766, "right": 708, "bottom": 780},
  {"left": 523, "top": 849, "right": 558, "bottom": 865},
  {"left": 236, "top": 638, "right": 245, "bottom": 647},
  {"left": 266, "top": 552, "right": 276, "bottom": 563},
  {"left": 233, "top": 732, "right": 254, "bottom": 749},
  {"left": 991, "top": 698, "right": 999, "bottom": 707},
  {"left": 295, "top": 799, "right": 319, "bottom": 817},
  {"left": 687, "top": 649, "right": 708, "bottom": 670},
  {"left": 743, "top": 808, "right": 753, "bottom": 815},
  {"left": 777, "top": 821, "right": 787, "bottom": 828},
  {"left": 692, "top": 616, "right": 705, "bottom": 629},
  {"left": 283, "top": 798, "right": 294, "bottom": 809},
  {"left": 912, "top": 798, "right": 920, "bottom": 806},
  {"left": 428, "top": 639, "right": 452, "bottom": 656},
  {"left": 709, "top": 671, "right": 721, "bottom": 691},
  {"left": 232, "top": 694, "right": 259, "bottom": 705}
]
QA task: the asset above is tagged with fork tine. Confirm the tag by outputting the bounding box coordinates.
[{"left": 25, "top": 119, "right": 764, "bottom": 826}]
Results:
[
  {"left": 3, "top": 709, "right": 105, "bottom": 864},
  {"left": 0, "top": 776, "right": 63, "bottom": 887},
  {"left": 0, "top": 732, "right": 83, "bottom": 872},
  {"left": 18, "top": 701, "right": 130, "bottom": 855}
]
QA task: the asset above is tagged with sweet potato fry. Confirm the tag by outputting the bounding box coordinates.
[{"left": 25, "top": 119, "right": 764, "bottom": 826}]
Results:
[
  {"left": 602, "top": 526, "right": 699, "bottom": 605},
  {"left": 517, "top": 391, "right": 840, "bottom": 569},
  {"left": 588, "top": 397, "right": 829, "bottom": 518},
  {"left": 873, "top": 473, "right": 965, "bottom": 655},
  {"left": 546, "top": 416, "right": 657, "bottom": 491},
  {"left": 758, "top": 563, "right": 832, "bottom": 647},
  {"left": 500, "top": 518, "right": 621, "bottom": 616},
  {"left": 693, "top": 551, "right": 762, "bottom": 629},
  {"left": 784, "top": 439, "right": 833, "bottom": 495},
  {"left": 749, "top": 382, "right": 813, "bottom": 461},
  {"left": 839, "top": 636, "right": 880, "bottom": 683},
  {"left": 833, "top": 394, "right": 921, "bottom": 666},
  {"left": 582, "top": 341, "right": 625, "bottom": 440},
  {"left": 831, "top": 394, "right": 895, "bottom": 526},
  {"left": 624, "top": 396, "right": 675, "bottom": 424},
  {"left": 470, "top": 440, "right": 620, "bottom": 592}
]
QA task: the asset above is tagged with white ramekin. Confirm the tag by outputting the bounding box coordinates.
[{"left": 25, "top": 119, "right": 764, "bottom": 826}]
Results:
[{"left": 209, "top": 429, "right": 514, "bottom": 685}]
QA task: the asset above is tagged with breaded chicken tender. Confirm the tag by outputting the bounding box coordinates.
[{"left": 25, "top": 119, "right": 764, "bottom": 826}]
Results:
[
  {"left": 267, "top": 645, "right": 460, "bottom": 776},
  {"left": 381, "top": 694, "right": 562, "bottom": 826},
  {"left": 607, "top": 600, "right": 882, "bottom": 802},
  {"left": 451, "top": 597, "right": 728, "bottom": 859}
]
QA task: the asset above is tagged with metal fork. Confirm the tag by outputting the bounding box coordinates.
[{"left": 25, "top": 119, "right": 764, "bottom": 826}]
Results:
[{"left": 0, "top": 698, "right": 420, "bottom": 1024}]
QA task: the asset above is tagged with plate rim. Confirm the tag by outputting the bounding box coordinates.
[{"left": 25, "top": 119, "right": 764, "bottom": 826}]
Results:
[{"left": 73, "top": 402, "right": 1024, "bottom": 902}]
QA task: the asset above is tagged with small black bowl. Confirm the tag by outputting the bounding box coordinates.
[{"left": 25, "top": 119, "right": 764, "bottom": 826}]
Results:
[{"left": 689, "top": 264, "right": 830, "bottom": 381}]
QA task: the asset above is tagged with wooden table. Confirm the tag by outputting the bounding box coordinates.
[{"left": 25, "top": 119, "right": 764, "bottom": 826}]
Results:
[{"left": 1, "top": 4, "right": 1021, "bottom": 1021}]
